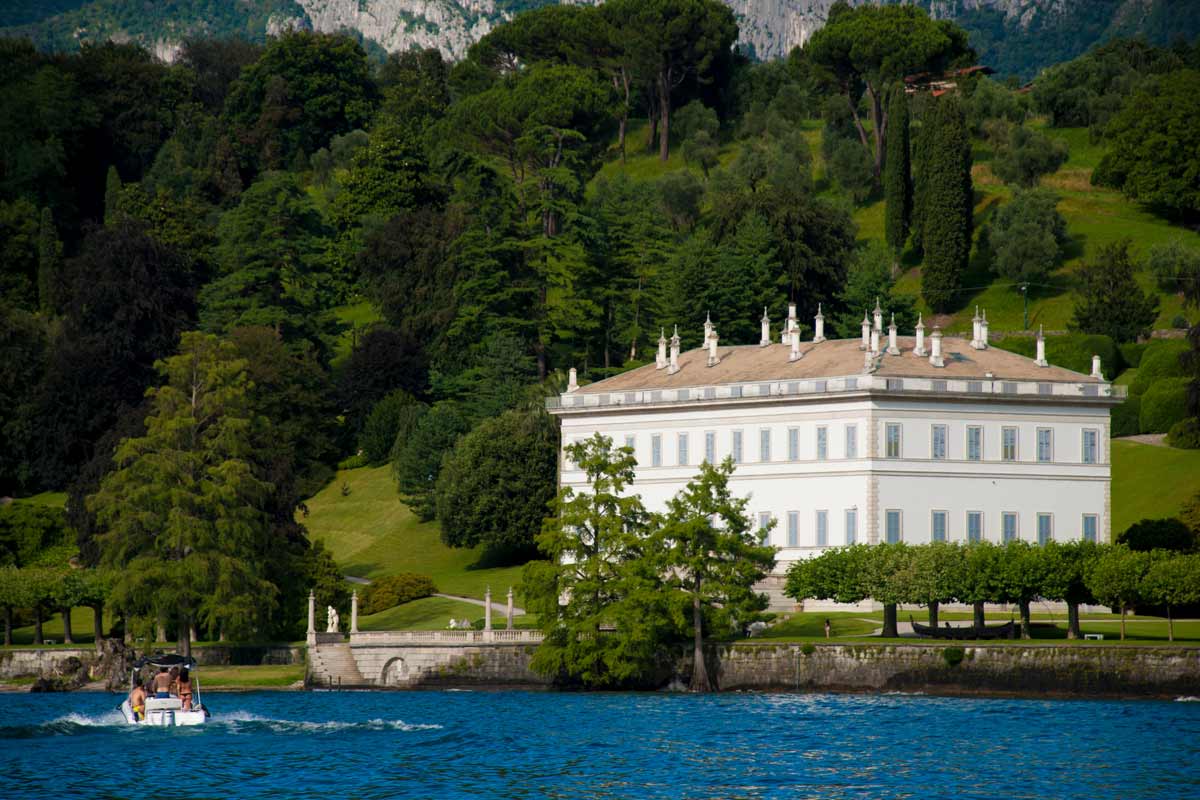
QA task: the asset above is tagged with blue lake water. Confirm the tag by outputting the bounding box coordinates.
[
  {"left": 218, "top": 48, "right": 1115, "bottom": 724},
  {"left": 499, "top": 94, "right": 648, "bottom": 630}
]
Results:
[{"left": 2, "top": 690, "right": 1199, "bottom": 799}]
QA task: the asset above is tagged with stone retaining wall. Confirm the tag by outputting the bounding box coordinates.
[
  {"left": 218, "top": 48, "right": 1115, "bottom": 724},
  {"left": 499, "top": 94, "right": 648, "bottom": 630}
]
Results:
[
  {"left": 350, "top": 642, "right": 549, "bottom": 688},
  {"left": 0, "top": 648, "right": 98, "bottom": 680}
]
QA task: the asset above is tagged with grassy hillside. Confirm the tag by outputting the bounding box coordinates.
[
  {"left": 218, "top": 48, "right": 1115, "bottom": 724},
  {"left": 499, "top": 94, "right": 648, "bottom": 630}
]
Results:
[
  {"left": 300, "top": 465, "right": 528, "bottom": 601},
  {"left": 358, "top": 596, "right": 526, "bottom": 631},
  {"left": 1111, "top": 440, "right": 1200, "bottom": 535}
]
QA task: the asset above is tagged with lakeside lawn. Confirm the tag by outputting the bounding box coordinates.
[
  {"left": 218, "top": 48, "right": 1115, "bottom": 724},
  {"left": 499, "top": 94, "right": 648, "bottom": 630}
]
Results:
[
  {"left": 1112, "top": 440, "right": 1200, "bottom": 534},
  {"left": 197, "top": 664, "right": 305, "bottom": 689},
  {"left": 300, "top": 464, "right": 528, "bottom": 601}
]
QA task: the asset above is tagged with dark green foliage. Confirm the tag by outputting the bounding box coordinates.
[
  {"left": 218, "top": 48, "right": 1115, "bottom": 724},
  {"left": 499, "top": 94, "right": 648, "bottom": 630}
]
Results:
[
  {"left": 0, "top": 197, "right": 40, "bottom": 309},
  {"left": 1071, "top": 240, "right": 1159, "bottom": 344},
  {"left": 1111, "top": 395, "right": 1142, "bottom": 438},
  {"left": 36, "top": 206, "right": 60, "bottom": 314},
  {"left": 1120, "top": 342, "right": 1148, "bottom": 369},
  {"left": 993, "top": 333, "right": 1119, "bottom": 376},
  {"left": 435, "top": 410, "right": 558, "bottom": 556},
  {"left": 0, "top": 502, "right": 70, "bottom": 568},
  {"left": 223, "top": 31, "right": 376, "bottom": 175},
  {"left": 831, "top": 241, "right": 918, "bottom": 339},
  {"left": 965, "top": 77, "right": 1026, "bottom": 133},
  {"left": 1139, "top": 376, "right": 1191, "bottom": 434},
  {"left": 359, "top": 391, "right": 418, "bottom": 467},
  {"left": 827, "top": 137, "right": 874, "bottom": 203},
  {"left": 883, "top": 86, "right": 911, "bottom": 263},
  {"left": 393, "top": 403, "right": 472, "bottom": 522},
  {"left": 988, "top": 189, "right": 1068, "bottom": 284},
  {"left": 337, "top": 325, "right": 428, "bottom": 439},
  {"left": 1130, "top": 340, "right": 1189, "bottom": 395},
  {"left": 1168, "top": 417, "right": 1200, "bottom": 449},
  {"left": 920, "top": 94, "right": 973, "bottom": 311},
  {"left": 363, "top": 573, "right": 438, "bottom": 615},
  {"left": 305, "top": 538, "right": 350, "bottom": 617},
  {"left": 673, "top": 99, "right": 719, "bottom": 144},
  {"left": 990, "top": 124, "right": 1068, "bottom": 187},
  {"left": 942, "top": 646, "right": 965, "bottom": 667},
  {"left": 1146, "top": 240, "right": 1200, "bottom": 294},
  {"left": 1117, "top": 518, "right": 1197, "bottom": 552},
  {"left": 1093, "top": 69, "right": 1200, "bottom": 216},
  {"left": 656, "top": 171, "right": 704, "bottom": 232},
  {"left": 0, "top": 303, "right": 48, "bottom": 494}
]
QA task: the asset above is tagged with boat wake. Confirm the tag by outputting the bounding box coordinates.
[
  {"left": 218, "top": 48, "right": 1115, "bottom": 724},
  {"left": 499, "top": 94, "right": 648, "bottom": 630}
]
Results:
[
  {"left": 1174, "top": 696, "right": 1199, "bottom": 703},
  {"left": 0, "top": 710, "right": 442, "bottom": 739}
]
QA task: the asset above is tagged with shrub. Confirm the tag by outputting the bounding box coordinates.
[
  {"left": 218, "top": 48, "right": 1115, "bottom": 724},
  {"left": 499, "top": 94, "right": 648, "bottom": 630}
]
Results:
[
  {"left": 337, "top": 453, "right": 368, "bottom": 470},
  {"left": 943, "top": 646, "right": 965, "bottom": 667},
  {"left": 800, "top": 642, "right": 816, "bottom": 656},
  {"left": 994, "top": 333, "right": 1120, "bottom": 376},
  {"left": 359, "top": 390, "right": 420, "bottom": 466},
  {"left": 1116, "top": 518, "right": 1197, "bottom": 552},
  {"left": 1119, "top": 342, "right": 1147, "bottom": 368},
  {"left": 1172, "top": 314, "right": 1190, "bottom": 330},
  {"left": 1139, "top": 377, "right": 1191, "bottom": 434},
  {"left": 1130, "top": 341, "right": 1188, "bottom": 396},
  {"left": 1111, "top": 395, "right": 1142, "bottom": 437},
  {"left": 363, "top": 573, "right": 438, "bottom": 615},
  {"left": 1168, "top": 417, "right": 1200, "bottom": 449}
]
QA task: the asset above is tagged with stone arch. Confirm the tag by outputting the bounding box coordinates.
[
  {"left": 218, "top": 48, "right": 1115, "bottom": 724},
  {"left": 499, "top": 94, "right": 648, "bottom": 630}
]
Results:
[{"left": 380, "top": 657, "right": 409, "bottom": 686}]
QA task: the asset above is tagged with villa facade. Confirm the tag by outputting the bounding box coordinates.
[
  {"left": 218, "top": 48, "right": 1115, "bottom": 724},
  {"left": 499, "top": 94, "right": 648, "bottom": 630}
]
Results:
[{"left": 547, "top": 305, "right": 1123, "bottom": 579}]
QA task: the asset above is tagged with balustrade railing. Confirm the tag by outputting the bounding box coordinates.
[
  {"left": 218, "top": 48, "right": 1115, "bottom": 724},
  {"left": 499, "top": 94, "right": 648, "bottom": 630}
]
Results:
[{"left": 349, "top": 629, "right": 544, "bottom": 645}]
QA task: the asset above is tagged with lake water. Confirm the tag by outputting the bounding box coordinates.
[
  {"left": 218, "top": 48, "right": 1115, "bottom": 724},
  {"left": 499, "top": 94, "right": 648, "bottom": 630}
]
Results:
[{"left": 2, "top": 690, "right": 1198, "bottom": 799}]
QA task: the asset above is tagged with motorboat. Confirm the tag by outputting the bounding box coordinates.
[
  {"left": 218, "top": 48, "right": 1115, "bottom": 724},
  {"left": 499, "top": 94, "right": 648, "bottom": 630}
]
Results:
[{"left": 119, "top": 653, "right": 211, "bottom": 726}]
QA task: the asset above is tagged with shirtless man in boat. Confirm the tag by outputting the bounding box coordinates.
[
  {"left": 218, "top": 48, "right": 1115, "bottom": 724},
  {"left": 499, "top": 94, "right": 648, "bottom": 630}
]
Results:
[
  {"left": 152, "top": 666, "right": 174, "bottom": 698},
  {"left": 128, "top": 682, "right": 147, "bottom": 721}
]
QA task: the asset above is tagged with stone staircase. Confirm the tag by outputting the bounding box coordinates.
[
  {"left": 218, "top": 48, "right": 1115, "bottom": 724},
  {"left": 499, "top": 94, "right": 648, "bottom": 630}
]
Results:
[
  {"left": 756, "top": 576, "right": 799, "bottom": 613},
  {"left": 308, "top": 640, "right": 367, "bottom": 688}
]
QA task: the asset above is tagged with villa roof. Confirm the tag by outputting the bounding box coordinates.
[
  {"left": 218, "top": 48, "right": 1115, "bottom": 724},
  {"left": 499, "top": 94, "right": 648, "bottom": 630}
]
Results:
[{"left": 572, "top": 336, "right": 1100, "bottom": 395}]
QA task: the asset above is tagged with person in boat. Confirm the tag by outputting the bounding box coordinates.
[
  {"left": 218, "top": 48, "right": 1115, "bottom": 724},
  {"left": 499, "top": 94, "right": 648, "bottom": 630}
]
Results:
[
  {"left": 177, "top": 667, "right": 193, "bottom": 711},
  {"left": 169, "top": 665, "right": 181, "bottom": 695},
  {"left": 129, "top": 682, "right": 147, "bottom": 721},
  {"left": 153, "top": 666, "right": 173, "bottom": 698}
]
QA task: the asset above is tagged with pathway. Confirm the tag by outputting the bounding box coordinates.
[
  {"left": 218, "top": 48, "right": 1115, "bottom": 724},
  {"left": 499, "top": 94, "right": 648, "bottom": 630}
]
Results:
[
  {"left": 434, "top": 593, "right": 526, "bottom": 616},
  {"left": 1115, "top": 433, "right": 1168, "bottom": 447}
]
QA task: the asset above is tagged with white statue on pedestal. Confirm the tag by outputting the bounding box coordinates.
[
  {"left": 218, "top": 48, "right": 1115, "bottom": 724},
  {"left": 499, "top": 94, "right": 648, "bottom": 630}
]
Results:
[{"left": 326, "top": 605, "right": 339, "bottom": 633}]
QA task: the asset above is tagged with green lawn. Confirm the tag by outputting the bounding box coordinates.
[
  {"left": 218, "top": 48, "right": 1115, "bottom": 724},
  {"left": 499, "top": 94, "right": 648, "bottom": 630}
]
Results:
[
  {"left": 755, "top": 612, "right": 880, "bottom": 640},
  {"left": 197, "top": 664, "right": 305, "bottom": 689},
  {"left": 1112, "top": 440, "right": 1200, "bottom": 535},
  {"left": 358, "top": 595, "right": 526, "bottom": 631},
  {"left": 8, "top": 606, "right": 107, "bottom": 646},
  {"left": 301, "top": 465, "right": 528, "bottom": 601}
]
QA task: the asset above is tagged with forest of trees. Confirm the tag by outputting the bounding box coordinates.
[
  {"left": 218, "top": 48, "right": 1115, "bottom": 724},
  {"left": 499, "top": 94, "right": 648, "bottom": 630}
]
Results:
[{"left": 1, "top": 1, "right": 1199, "bottom": 648}]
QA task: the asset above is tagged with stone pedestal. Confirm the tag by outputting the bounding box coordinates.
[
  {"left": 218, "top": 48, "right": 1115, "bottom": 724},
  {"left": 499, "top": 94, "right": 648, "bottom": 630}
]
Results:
[
  {"left": 306, "top": 590, "right": 316, "bottom": 646},
  {"left": 484, "top": 587, "right": 492, "bottom": 632},
  {"left": 506, "top": 588, "right": 514, "bottom": 631},
  {"left": 350, "top": 591, "right": 359, "bottom": 634}
]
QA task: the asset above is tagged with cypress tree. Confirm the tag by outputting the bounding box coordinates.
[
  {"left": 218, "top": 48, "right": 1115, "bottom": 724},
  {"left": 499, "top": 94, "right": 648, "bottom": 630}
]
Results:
[
  {"left": 920, "top": 94, "right": 972, "bottom": 312},
  {"left": 36, "top": 207, "right": 60, "bottom": 315},
  {"left": 883, "top": 86, "right": 912, "bottom": 276}
]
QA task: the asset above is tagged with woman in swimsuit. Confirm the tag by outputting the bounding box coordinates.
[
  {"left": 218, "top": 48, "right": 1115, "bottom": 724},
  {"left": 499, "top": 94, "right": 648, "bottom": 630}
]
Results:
[{"left": 177, "top": 668, "right": 193, "bottom": 711}]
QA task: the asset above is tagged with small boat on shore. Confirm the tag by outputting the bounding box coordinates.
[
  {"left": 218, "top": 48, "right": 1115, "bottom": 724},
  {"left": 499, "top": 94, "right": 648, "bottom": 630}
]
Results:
[
  {"left": 910, "top": 616, "right": 1017, "bottom": 640},
  {"left": 119, "top": 654, "right": 210, "bottom": 727}
]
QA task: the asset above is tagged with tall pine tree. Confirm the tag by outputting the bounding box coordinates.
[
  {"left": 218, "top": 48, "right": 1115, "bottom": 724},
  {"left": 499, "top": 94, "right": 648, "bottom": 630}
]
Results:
[
  {"left": 920, "top": 94, "right": 972, "bottom": 311},
  {"left": 883, "top": 86, "right": 912, "bottom": 276}
]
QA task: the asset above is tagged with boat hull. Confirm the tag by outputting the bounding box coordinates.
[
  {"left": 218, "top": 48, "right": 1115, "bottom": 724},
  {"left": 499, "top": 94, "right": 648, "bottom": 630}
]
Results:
[{"left": 120, "top": 699, "right": 208, "bottom": 727}]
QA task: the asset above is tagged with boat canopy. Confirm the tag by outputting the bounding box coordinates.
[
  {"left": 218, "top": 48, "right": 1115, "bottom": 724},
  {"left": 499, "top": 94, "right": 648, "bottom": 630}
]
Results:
[{"left": 133, "top": 653, "right": 198, "bottom": 670}]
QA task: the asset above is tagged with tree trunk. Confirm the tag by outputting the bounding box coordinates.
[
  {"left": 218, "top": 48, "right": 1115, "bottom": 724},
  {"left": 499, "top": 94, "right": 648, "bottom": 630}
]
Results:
[
  {"left": 61, "top": 606, "right": 73, "bottom": 644},
  {"left": 657, "top": 72, "right": 671, "bottom": 162},
  {"left": 647, "top": 95, "right": 658, "bottom": 152},
  {"left": 179, "top": 613, "right": 192, "bottom": 659},
  {"left": 1120, "top": 604, "right": 1126, "bottom": 640},
  {"left": 972, "top": 601, "right": 985, "bottom": 631},
  {"left": 3, "top": 606, "right": 11, "bottom": 646},
  {"left": 93, "top": 605, "right": 104, "bottom": 653},
  {"left": 881, "top": 603, "right": 898, "bottom": 638},
  {"left": 156, "top": 617, "right": 166, "bottom": 644},
  {"left": 690, "top": 581, "right": 711, "bottom": 692},
  {"left": 927, "top": 600, "right": 939, "bottom": 628},
  {"left": 34, "top": 604, "right": 43, "bottom": 645},
  {"left": 1019, "top": 600, "right": 1032, "bottom": 640},
  {"left": 1067, "top": 602, "right": 1081, "bottom": 640},
  {"left": 868, "top": 84, "right": 886, "bottom": 179}
]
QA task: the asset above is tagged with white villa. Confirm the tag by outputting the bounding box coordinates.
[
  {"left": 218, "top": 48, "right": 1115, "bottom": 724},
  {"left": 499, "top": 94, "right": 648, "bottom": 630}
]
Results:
[{"left": 547, "top": 303, "right": 1124, "bottom": 589}]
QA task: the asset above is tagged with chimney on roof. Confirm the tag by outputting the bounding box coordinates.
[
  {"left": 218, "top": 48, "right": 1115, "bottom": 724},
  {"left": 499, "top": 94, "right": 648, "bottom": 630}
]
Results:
[
  {"left": 668, "top": 325, "right": 681, "bottom": 374},
  {"left": 781, "top": 302, "right": 797, "bottom": 344},
  {"left": 886, "top": 313, "right": 900, "bottom": 355},
  {"left": 929, "top": 327, "right": 945, "bottom": 368},
  {"left": 862, "top": 348, "right": 875, "bottom": 374},
  {"left": 703, "top": 311, "right": 713, "bottom": 343},
  {"left": 860, "top": 311, "right": 870, "bottom": 351},
  {"left": 914, "top": 314, "right": 927, "bottom": 357},
  {"left": 870, "top": 326, "right": 880, "bottom": 356},
  {"left": 655, "top": 328, "right": 667, "bottom": 370},
  {"left": 707, "top": 329, "right": 720, "bottom": 367},
  {"left": 873, "top": 298, "right": 883, "bottom": 333},
  {"left": 813, "top": 304, "right": 826, "bottom": 343},
  {"left": 567, "top": 367, "right": 579, "bottom": 392},
  {"left": 1091, "top": 354, "right": 1103, "bottom": 380},
  {"left": 979, "top": 310, "right": 989, "bottom": 349},
  {"left": 789, "top": 328, "right": 801, "bottom": 362},
  {"left": 1035, "top": 325, "right": 1048, "bottom": 367},
  {"left": 971, "top": 306, "right": 982, "bottom": 349},
  {"left": 760, "top": 308, "right": 770, "bottom": 347}
]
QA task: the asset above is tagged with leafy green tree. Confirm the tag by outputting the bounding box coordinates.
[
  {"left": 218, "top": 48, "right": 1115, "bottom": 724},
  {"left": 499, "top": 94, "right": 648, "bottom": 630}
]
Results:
[
  {"left": 1116, "top": 518, "right": 1197, "bottom": 552},
  {"left": 1146, "top": 240, "right": 1200, "bottom": 294},
  {"left": 50, "top": 568, "right": 86, "bottom": 645},
  {"left": 883, "top": 86, "right": 912, "bottom": 272},
  {"left": 682, "top": 131, "right": 720, "bottom": 177},
  {"left": 908, "top": 542, "right": 963, "bottom": 627},
  {"left": 393, "top": 403, "right": 471, "bottom": 521},
  {"left": 0, "top": 303, "right": 47, "bottom": 495},
  {"left": 1094, "top": 69, "right": 1200, "bottom": 216},
  {"left": 37, "top": 206, "right": 60, "bottom": 315},
  {"left": 601, "top": 0, "right": 737, "bottom": 162},
  {"left": 989, "top": 189, "right": 1069, "bottom": 286},
  {"left": 920, "top": 93, "right": 973, "bottom": 311},
  {"left": 656, "top": 459, "right": 775, "bottom": 691},
  {"left": 1086, "top": 545, "right": 1151, "bottom": 640},
  {"left": 785, "top": 545, "right": 871, "bottom": 608},
  {"left": 1141, "top": 553, "right": 1200, "bottom": 641},
  {"left": 806, "top": 1, "right": 971, "bottom": 177},
  {"left": 329, "top": 122, "right": 439, "bottom": 233},
  {"left": 0, "top": 501, "right": 70, "bottom": 568},
  {"left": 831, "top": 240, "right": 918, "bottom": 339},
  {"left": 1000, "top": 541, "right": 1049, "bottom": 639},
  {"left": 0, "top": 197, "right": 40, "bottom": 309},
  {"left": 657, "top": 170, "right": 705, "bottom": 232},
  {"left": 958, "top": 542, "right": 1006, "bottom": 629},
  {"left": 0, "top": 567, "right": 32, "bottom": 646},
  {"left": 827, "top": 137, "right": 875, "bottom": 203},
  {"left": 862, "top": 543, "right": 914, "bottom": 638},
  {"left": 89, "top": 332, "right": 277, "bottom": 656},
  {"left": 991, "top": 124, "right": 1068, "bottom": 187},
  {"left": 223, "top": 31, "right": 376, "bottom": 174},
  {"left": 104, "top": 165, "right": 122, "bottom": 225},
  {"left": 965, "top": 76, "right": 1027, "bottom": 133},
  {"left": 523, "top": 434, "right": 669, "bottom": 687},
  {"left": 377, "top": 47, "right": 451, "bottom": 126},
  {"left": 199, "top": 172, "right": 337, "bottom": 353},
  {"left": 435, "top": 409, "right": 558, "bottom": 557},
  {"left": 358, "top": 391, "right": 418, "bottom": 467},
  {"left": 1071, "top": 240, "right": 1159, "bottom": 343},
  {"left": 673, "top": 99, "right": 719, "bottom": 144}
]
